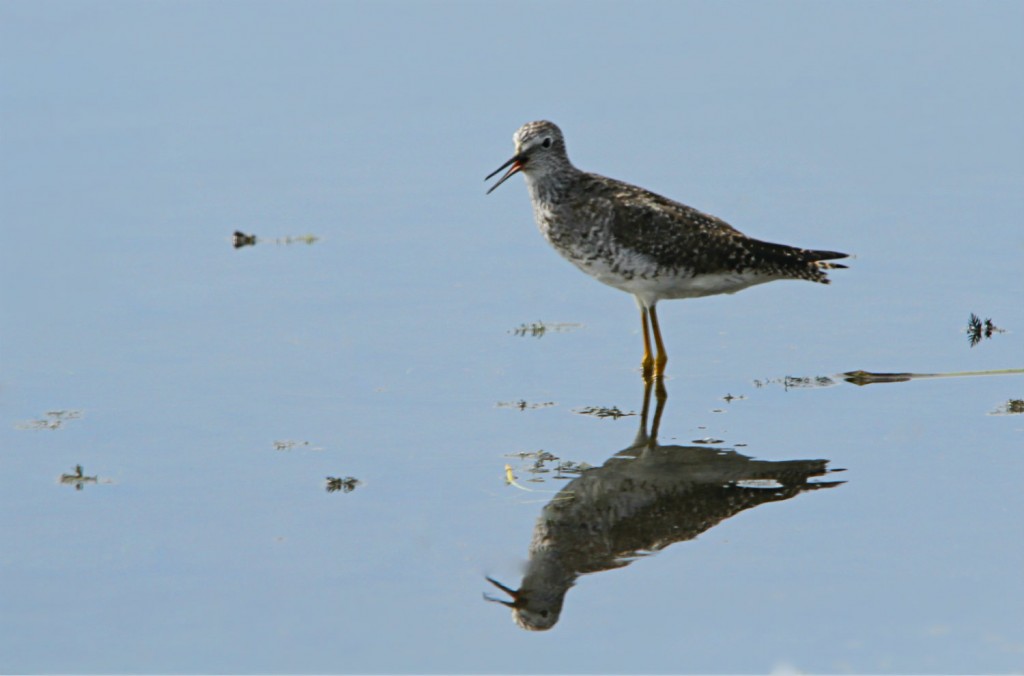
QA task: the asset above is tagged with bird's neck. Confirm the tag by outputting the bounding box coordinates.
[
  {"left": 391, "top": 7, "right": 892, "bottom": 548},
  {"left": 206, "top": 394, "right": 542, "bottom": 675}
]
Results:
[{"left": 524, "top": 166, "right": 577, "bottom": 206}]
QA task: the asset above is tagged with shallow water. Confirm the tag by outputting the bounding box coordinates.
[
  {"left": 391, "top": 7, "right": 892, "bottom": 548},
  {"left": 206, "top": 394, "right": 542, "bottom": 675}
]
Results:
[{"left": 2, "top": 2, "right": 1022, "bottom": 673}]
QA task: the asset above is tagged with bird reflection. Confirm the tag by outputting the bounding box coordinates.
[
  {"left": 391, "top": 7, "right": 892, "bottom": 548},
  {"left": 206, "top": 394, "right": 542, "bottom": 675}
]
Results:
[{"left": 485, "top": 380, "right": 844, "bottom": 631}]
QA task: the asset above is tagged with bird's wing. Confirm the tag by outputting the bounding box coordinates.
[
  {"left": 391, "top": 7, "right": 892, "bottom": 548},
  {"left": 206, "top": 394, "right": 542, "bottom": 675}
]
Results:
[{"left": 581, "top": 173, "right": 847, "bottom": 277}]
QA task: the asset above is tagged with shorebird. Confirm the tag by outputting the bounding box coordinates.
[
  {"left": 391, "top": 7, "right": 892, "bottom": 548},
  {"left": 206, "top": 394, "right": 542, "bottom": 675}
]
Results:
[{"left": 486, "top": 121, "right": 848, "bottom": 381}]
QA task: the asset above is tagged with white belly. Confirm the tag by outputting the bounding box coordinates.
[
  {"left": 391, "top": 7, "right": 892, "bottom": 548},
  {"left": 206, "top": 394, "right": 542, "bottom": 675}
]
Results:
[{"left": 572, "top": 254, "right": 778, "bottom": 308}]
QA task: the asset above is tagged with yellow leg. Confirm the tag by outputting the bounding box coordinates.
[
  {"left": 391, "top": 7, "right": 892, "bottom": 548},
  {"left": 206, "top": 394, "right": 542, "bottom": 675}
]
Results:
[
  {"left": 649, "top": 304, "right": 668, "bottom": 379},
  {"left": 640, "top": 307, "right": 655, "bottom": 382}
]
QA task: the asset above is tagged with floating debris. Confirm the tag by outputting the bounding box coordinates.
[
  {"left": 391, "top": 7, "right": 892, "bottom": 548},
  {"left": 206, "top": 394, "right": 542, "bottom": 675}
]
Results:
[
  {"left": 991, "top": 399, "right": 1024, "bottom": 416},
  {"left": 692, "top": 437, "right": 725, "bottom": 445},
  {"left": 275, "top": 234, "right": 320, "bottom": 246},
  {"left": 783, "top": 375, "right": 835, "bottom": 389},
  {"left": 505, "top": 450, "right": 547, "bottom": 460},
  {"left": 60, "top": 465, "right": 100, "bottom": 491},
  {"left": 232, "top": 231, "right": 320, "bottom": 249},
  {"left": 509, "top": 321, "right": 583, "bottom": 338},
  {"left": 233, "top": 231, "right": 258, "bottom": 248},
  {"left": 496, "top": 400, "right": 556, "bottom": 411},
  {"left": 573, "top": 405, "right": 635, "bottom": 420},
  {"left": 967, "top": 313, "right": 1005, "bottom": 347},
  {"left": 752, "top": 376, "right": 836, "bottom": 390},
  {"left": 713, "top": 393, "right": 745, "bottom": 413},
  {"left": 504, "top": 450, "right": 558, "bottom": 464},
  {"left": 843, "top": 370, "right": 914, "bottom": 385},
  {"left": 844, "top": 368, "right": 1024, "bottom": 387},
  {"left": 551, "top": 460, "right": 592, "bottom": 478},
  {"left": 273, "top": 440, "right": 324, "bottom": 452},
  {"left": 15, "top": 409, "right": 83, "bottom": 431},
  {"left": 503, "top": 450, "right": 592, "bottom": 488},
  {"left": 326, "top": 476, "right": 360, "bottom": 493}
]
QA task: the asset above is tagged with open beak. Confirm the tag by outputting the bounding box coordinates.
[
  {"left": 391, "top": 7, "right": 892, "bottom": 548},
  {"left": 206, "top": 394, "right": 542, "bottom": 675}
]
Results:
[
  {"left": 485, "top": 154, "right": 525, "bottom": 194},
  {"left": 483, "top": 576, "right": 522, "bottom": 608}
]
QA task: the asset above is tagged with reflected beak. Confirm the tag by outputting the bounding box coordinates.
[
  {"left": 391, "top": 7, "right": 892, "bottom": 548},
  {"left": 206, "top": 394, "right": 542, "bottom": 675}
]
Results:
[
  {"left": 485, "top": 154, "right": 526, "bottom": 194},
  {"left": 483, "top": 576, "right": 522, "bottom": 608}
]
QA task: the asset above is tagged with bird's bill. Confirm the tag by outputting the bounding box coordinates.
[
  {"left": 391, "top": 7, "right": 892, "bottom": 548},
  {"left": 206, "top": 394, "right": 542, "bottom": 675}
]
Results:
[
  {"left": 483, "top": 576, "right": 521, "bottom": 608},
  {"left": 485, "top": 155, "right": 525, "bottom": 194}
]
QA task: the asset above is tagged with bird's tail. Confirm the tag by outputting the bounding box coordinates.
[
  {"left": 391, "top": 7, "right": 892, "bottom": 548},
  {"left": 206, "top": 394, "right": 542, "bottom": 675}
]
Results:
[
  {"left": 806, "top": 248, "right": 849, "bottom": 269},
  {"left": 805, "top": 249, "right": 849, "bottom": 279}
]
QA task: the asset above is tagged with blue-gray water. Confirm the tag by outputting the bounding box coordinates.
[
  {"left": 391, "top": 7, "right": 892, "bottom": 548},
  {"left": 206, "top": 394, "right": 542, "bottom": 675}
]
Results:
[{"left": 2, "top": 2, "right": 1022, "bottom": 673}]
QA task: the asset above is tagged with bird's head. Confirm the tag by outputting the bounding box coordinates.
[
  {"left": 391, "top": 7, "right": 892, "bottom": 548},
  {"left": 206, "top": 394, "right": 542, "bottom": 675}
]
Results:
[
  {"left": 483, "top": 576, "right": 563, "bottom": 631},
  {"left": 486, "top": 120, "right": 569, "bottom": 194}
]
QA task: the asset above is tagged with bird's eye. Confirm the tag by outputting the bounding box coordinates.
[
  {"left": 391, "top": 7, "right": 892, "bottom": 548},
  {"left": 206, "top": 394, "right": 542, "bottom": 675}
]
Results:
[{"left": 542, "top": 137, "right": 552, "bottom": 148}]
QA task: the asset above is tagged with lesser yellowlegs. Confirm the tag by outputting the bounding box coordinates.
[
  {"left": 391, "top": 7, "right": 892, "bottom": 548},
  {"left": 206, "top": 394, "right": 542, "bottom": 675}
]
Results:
[{"left": 486, "top": 120, "right": 848, "bottom": 381}]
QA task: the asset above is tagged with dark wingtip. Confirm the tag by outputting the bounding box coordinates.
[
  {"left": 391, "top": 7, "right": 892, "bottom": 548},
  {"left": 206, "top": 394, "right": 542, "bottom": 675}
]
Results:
[{"left": 809, "top": 249, "right": 850, "bottom": 262}]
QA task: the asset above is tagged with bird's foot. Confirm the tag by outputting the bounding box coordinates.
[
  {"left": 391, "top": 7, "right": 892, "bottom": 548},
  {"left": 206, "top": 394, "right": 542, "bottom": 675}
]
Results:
[
  {"left": 641, "top": 353, "right": 668, "bottom": 383},
  {"left": 654, "top": 353, "right": 668, "bottom": 379},
  {"left": 641, "top": 354, "right": 655, "bottom": 383}
]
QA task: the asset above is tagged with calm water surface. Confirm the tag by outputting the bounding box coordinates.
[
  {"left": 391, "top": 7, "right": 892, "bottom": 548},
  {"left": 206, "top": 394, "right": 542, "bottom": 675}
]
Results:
[{"left": 2, "top": 2, "right": 1022, "bottom": 673}]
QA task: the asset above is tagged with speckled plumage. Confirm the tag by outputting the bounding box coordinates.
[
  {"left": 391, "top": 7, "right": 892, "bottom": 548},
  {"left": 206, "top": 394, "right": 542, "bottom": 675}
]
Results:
[{"left": 486, "top": 120, "right": 848, "bottom": 379}]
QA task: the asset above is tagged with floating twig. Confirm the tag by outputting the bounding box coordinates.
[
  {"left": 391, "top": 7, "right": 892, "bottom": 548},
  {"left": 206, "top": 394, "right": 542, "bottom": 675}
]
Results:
[{"left": 844, "top": 368, "right": 1024, "bottom": 386}]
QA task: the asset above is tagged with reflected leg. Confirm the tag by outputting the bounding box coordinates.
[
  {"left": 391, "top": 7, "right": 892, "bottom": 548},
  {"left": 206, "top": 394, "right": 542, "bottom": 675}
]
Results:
[
  {"left": 636, "top": 372, "right": 668, "bottom": 450},
  {"left": 650, "top": 376, "right": 668, "bottom": 441}
]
